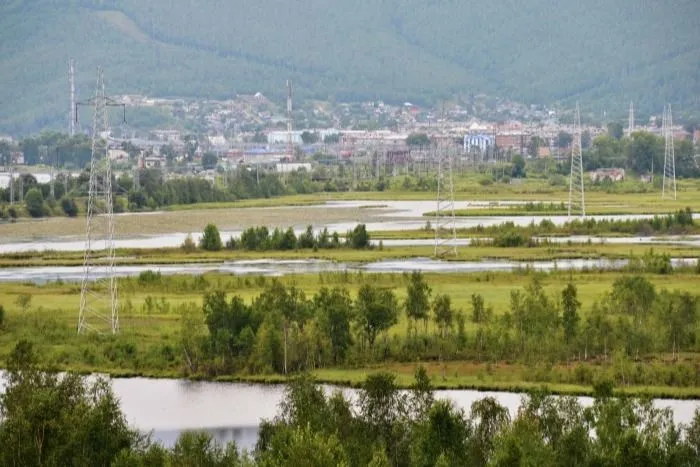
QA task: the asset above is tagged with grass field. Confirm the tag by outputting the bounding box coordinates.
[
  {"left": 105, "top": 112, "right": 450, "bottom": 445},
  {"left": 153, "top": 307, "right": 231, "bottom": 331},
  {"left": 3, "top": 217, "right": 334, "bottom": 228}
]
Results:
[
  {"left": 1, "top": 270, "right": 699, "bottom": 397},
  {"left": 2, "top": 176, "right": 699, "bottom": 238}
]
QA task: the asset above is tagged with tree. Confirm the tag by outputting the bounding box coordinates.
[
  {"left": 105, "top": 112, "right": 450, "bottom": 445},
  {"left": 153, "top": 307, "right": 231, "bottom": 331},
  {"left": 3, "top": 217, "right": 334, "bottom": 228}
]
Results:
[
  {"left": 433, "top": 294, "right": 453, "bottom": 338},
  {"left": 183, "top": 134, "right": 198, "bottom": 161},
  {"left": 0, "top": 304, "right": 5, "bottom": 329},
  {"left": 347, "top": 223, "right": 370, "bottom": 249},
  {"left": 404, "top": 271, "right": 431, "bottom": 334},
  {"left": 406, "top": 133, "right": 431, "bottom": 147},
  {"left": 202, "top": 152, "right": 218, "bottom": 169},
  {"left": 170, "top": 431, "right": 241, "bottom": 466},
  {"left": 0, "top": 341, "right": 139, "bottom": 466},
  {"left": 581, "top": 131, "right": 592, "bottom": 149},
  {"left": 471, "top": 293, "right": 488, "bottom": 324},
  {"left": 323, "top": 133, "right": 341, "bottom": 144},
  {"left": 200, "top": 223, "right": 223, "bottom": 251},
  {"left": 160, "top": 143, "right": 177, "bottom": 162},
  {"left": 24, "top": 187, "right": 45, "bottom": 217},
  {"left": 255, "top": 281, "right": 310, "bottom": 374},
  {"left": 355, "top": 284, "right": 398, "bottom": 348},
  {"left": 511, "top": 154, "right": 526, "bottom": 178},
  {"left": 15, "top": 294, "right": 31, "bottom": 312},
  {"left": 561, "top": 283, "right": 581, "bottom": 346},
  {"left": 314, "top": 287, "right": 354, "bottom": 364},
  {"left": 607, "top": 122, "right": 624, "bottom": 140},
  {"left": 182, "top": 234, "right": 197, "bottom": 252},
  {"left": 301, "top": 131, "right": 320, "bottom": 144},
  {"left": 556, "top": 131, "right": 573, "bottom": 149},
  {"left": 298, "top": 225, "right": 316, "bottom": 249},
  {"left": 179, "top": 303, "right": 206, "bottom": 373},
  {"left": 676, "top": 139, "right": 699, "bottom": 178},
  {"left": 61, "top": 196, "right": 79, "bottom": 217},
  {"left": 252, "top": 131, "right": 268, "bottom": 143},
  {"left": 527, "top": 137, "right": 545, "bottom": 158},
  {"left": 626, "top": 131, "right": 663, "bottom": 174}
]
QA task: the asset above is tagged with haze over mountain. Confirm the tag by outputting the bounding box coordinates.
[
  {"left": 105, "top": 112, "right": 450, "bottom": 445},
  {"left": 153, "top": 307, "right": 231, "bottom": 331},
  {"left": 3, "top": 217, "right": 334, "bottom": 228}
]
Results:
[{"left": 1, "top": 0, "right": 698, "bottom": 134}]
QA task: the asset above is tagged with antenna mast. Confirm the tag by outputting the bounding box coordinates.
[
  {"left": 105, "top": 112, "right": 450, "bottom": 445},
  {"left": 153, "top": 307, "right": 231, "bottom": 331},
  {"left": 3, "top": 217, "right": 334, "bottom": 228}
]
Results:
[
  {"left": 568, "top": 102, "right": 585, "bottom": 217},
  {"left": 78, "top": 67, "right": 120, "bottom": 335},
  {"left": 434, "top": 142, "right": 458, "bottom": 257},
  {"left": 662, "top": 104, "right": 677, "bottom": 200}
]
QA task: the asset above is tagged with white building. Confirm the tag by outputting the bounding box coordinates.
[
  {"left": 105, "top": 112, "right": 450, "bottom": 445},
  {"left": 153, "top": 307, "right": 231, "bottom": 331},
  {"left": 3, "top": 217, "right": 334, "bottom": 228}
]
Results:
[{"left": 276, "top": 163, "right": 312, "bottom": 173}]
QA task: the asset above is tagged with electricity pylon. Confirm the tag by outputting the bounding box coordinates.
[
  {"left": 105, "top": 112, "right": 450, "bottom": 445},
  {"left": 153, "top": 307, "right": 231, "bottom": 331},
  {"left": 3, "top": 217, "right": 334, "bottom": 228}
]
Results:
[
  {"left": 69, "top": 59, "right": 77, "bottom": 136},
  {"left": 78, "top": 68, "right": 120, "bottom": 335},
  {"left": 568, "top": 102, "right": 585, "bottom": 217},
  {"left": 662, "top": 104, "right": 676, "bottom": 200},
  {"left": 8, "top": 166, "right": 14, "bottom": 205},
  {"left": 434, "top": 142, "right": 458, "bottom": 257},
  {"left": 627, "top": 101, "right": 634, "bottom": 137}
]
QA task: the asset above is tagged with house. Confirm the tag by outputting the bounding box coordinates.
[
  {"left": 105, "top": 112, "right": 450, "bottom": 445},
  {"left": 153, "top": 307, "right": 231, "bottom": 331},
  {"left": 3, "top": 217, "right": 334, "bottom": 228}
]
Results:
[
  {"left": 10, "top": 151, "right": 24, "bottom": 165},
  {"left": 143, "top": 155, "right": 166, "bottom": 169},
  {"left": 107, "top": 149, "right": 129, "bottom": 162},
  {"left": 276, "top": 163, "right": 312, "bottom": 173},
  {"left": 590, "top": 168, "right": 625, "bottom": 182}
]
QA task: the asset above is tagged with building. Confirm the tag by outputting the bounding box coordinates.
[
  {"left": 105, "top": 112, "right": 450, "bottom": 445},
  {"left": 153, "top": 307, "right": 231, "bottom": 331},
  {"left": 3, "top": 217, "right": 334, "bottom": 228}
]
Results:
[
  {"left": 275, "top": 163, "right": 312, "bottom": 173},
  {"left": 143, "top": 156, "right": 166, "bottom": 169},
  {"left": 107, "top": 149, "right": 129, "bottom": 162},
  {"left": 464, "top": 134, "right": 494, "bottom": 153},
  {"left": 590, "top": 168, "right": 625, "bottom": 182}
]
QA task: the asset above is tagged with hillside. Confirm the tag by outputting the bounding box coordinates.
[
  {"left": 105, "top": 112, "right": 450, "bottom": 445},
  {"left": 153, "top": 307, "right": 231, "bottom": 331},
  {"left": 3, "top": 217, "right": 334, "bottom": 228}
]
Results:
[{"left": 1, "top": 0, "right": 699, "bottom": 134}]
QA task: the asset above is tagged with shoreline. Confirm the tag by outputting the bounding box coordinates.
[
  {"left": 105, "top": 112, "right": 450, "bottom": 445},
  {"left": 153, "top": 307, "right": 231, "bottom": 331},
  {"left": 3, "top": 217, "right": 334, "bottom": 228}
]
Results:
[{"left": 4, "top": 364, "right": 699, "bottom": 400}]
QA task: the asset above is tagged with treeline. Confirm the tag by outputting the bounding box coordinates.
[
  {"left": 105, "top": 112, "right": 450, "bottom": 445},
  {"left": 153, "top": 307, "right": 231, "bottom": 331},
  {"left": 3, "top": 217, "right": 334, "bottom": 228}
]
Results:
[
  {"left": 464, "top": 208, "right": 698, "bottom": 240},
  {"left": 3, "top": 344, "right": 700, "bottom": 466},
  {"left": 227, "top": 224, "right": 370, "bottom": 251},
  {"left": 186, "top": 223, "right": 372, "bottom": 252},
  {"left": 583, "top": 131, "right": 698, "bottom": 177},
  {"left": 178, "top": 271, "right": 700, "bottom": 388}
]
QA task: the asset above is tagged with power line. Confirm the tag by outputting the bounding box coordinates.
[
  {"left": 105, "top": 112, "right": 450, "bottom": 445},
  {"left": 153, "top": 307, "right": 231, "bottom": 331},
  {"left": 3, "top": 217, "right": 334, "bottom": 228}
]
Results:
[
  {"left": 78, "top": 67, "right": 121, "bottom": 335},
  {"left": 568, "top": 102, "right": 585, "bottom": 218}
]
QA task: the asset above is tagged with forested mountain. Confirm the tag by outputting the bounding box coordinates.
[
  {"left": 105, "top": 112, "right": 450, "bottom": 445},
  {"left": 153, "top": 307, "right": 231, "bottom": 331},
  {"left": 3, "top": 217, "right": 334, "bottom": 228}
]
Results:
[{"left": 1, "top": 0, "right": 698, "bottom": 134}]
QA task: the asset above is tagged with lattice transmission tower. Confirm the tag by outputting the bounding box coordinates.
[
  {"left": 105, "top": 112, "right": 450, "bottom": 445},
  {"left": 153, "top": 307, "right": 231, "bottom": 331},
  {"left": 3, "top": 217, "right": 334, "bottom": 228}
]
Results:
[
  {"left": 69, "top": 59, "right": 78, "bottom": 136},
  {"left": 77, "top": 68, "right": 124, "bottom": 335},
  {"left": 662, "top": 104, "right": 676, "bottom": 200},
  {"left": 627, "top": 101, "right": 634, "bottom": 137},
  {"left": 568, "top": 102, "right": 585, "bottom": 217},
  {"left": 434, "top": 142, "right": 458, "bottom": 257}
]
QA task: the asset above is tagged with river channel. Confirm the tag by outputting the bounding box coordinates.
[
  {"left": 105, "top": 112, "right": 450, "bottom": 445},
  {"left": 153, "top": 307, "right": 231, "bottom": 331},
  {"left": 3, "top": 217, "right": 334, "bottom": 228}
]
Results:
[
  {"left": 2, "top": 200, "right": 698, "bottom": 254},
  {"left": 1, "top": 257, "right": 698, "bottom": 284}
]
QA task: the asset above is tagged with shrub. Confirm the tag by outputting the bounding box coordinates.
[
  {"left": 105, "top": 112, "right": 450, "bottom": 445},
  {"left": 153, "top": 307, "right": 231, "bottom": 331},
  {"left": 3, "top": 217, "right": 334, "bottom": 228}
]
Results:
[
  {"left": 0, "top": 304, "right": 5, "bottom": 328},
  {"left": 549, "top": 174, "right": 566, "bottom": 186},
  {"left": 347, "top": 224, "right": 370, "bottom": 249},
  {"left": 199, "top": 224, "right": 223, "bottom": 251},
  {"left": 181, "top": 234, "right": 197, "bottom": 252},
  {"left": 61, "top": 197, "right": 79, "bottom": 217},
  {"left": 137, "top": 270, "right": 162, "bottom": 285},
  {"left": 24, "top": 188, "right": 45, "bottom": 218},
  {"left": 492, "top": 230, "right": 531, "bottom": 247}
]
